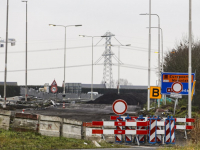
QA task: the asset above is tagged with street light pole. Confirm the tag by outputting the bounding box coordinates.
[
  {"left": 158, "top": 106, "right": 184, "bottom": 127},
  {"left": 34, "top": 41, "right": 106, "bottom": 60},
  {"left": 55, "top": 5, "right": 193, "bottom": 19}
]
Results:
[
  {"left": 188, "top": 0, "right": 192, "bottom": 119},
  {"left": 79, "top": 35, "right": 111, "bottom": 100},
  {"left": 22, "top": 0, "right": 28, "bottom": 101},
  {"left": 148, "top": 27, "right": 164, "bottom": 106},
  {"left": 64, "top": 27, "right": 66, "bottom": 95},
  {"left": 147, "top": 0, "right": 151, "bottom": 111},
  {"left": 91, "top": 37, "right": 94, "bottom": 100},
  {"left": 109, "top": 44, "right": 130, "bottom": 94},
  {"left": 140, "top": 13, "right": 161, "bottom": 107},
  {"left": 49, "top": 24, "right": 82, "bottom": 97},
  {"left": 3, "top": 0, "right": 9, "bottom": 108},
  {"left": 118, "top": 46, "right": 120, "bottom": 94}
]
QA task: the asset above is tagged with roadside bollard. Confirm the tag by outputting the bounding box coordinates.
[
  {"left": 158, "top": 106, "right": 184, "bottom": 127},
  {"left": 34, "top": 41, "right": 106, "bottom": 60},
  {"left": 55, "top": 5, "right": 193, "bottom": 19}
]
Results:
[{"left": 63, "top": 102, "right": 65, "bottom": 108}]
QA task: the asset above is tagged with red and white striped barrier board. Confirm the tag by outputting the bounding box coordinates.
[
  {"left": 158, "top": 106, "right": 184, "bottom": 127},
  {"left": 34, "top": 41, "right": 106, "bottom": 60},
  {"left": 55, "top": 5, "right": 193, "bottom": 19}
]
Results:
[
  {"left": 125, "top": 126, "right": 132, "bottom": 142},
  {"left": 157, "top": 119, "right": 162, "bottom": 143},
  {"left": 149, "top": 119, "right": 157, "bottom": 144},
  {"left": 137, "top": 117, "right": 145, "bottom": 143},
  {"left": 165, "top": 119, "right": 170, "bottom": 143},
  {"left": 174, "top": 118, "right": 195, "bottom": 122},
  {"left": 92, "top": 121, "right": 148, "bottom": 127},
  {"left": 125, "top": 116, "right": 132, "bottom": 143},
  {"left": 111, "top": 116, "right": 138, "bottom": 121},
  {"left": 111, "top": 116, "right": 195, "bottom": 123},
  {"left": 92, "top": 129, "right": 148, "bottom": 135},
  {"left": 115, "top": 118, "right": 123, "bottom": 142},
  {"left": 92, "top": 121, "right": 193, "bottom": 130},
  {"left": 92, "top": 115, "right": 195, "bottom": 145},
  {"left": 171, "top": 120, "right": 175, "bottom": 144},
  {"left": 157, "top": 126, "right": 162, "bottom": 142}
]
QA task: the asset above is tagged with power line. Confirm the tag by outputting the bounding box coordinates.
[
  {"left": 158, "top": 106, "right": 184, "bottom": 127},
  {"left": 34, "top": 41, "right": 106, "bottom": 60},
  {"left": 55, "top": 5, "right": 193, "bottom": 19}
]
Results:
[
  {"left": 0, "top": 63, "right": 156, "bottom": 73},
  {"left": 0, "top": 45, "right": 104, "bottom": 54}
]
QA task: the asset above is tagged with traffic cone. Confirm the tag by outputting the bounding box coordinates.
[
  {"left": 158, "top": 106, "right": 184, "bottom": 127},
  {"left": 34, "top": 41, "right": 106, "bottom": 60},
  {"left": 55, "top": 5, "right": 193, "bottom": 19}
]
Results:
[
  {"left": 22, "top": 109, "right": 25, "bottom": 113},
  {"left": 63, "top": 102, "right": 65, "bottom": 108}
]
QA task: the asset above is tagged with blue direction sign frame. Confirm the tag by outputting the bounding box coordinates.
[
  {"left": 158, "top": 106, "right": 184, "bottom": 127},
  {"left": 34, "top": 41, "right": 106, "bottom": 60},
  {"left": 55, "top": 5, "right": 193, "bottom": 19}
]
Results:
[{"left": 161, "top": 72, "right": 195, "bottom": 95}]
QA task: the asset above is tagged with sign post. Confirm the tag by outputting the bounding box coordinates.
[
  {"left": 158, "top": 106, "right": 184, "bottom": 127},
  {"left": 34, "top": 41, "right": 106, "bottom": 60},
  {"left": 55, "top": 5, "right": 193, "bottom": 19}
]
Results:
[
  {"left": 51, "top": 80, "right": 58, "bottom": 94},
  {"left": 112, "top": 99, "right": 127, "bottom": 143}
]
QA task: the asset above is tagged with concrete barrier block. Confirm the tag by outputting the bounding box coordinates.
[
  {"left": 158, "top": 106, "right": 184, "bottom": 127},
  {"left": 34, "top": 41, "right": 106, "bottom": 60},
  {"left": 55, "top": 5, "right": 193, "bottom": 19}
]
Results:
[
  {"left": 63, "top": 124, "right": 82, "bottom": 139},
  {"left": 39, "top": 120, "right": 60, "bottom": 137},
  {"left": 15, "top": 113, "right": 39, "bottom": 120},
  {"left": 12, "top": 118, "right": 39, "bottom": 132},
  {"left": 0, "top": 109, "right": 11, "bottom": 116},
  {"left": 0, "top": 115, "right": 10, "bottom": 130},
  {"left": 40, "top": 115, "right": 62, "bottom": 122},
  {"left": 63, "top": 119, "right": 82, "bottom": 125}
]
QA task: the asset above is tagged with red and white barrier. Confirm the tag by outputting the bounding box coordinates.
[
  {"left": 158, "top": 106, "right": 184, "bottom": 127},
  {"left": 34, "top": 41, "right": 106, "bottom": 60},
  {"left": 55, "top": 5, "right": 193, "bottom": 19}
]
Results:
[
  {"left": 92, "top": 121, "right": 148, "bottom": 127},
  {"left": 111, "top": 116, "right": 195, "bottom": 123},
  {"left": 92, "top": 129, "right": 148, "bottom": 135},
  {"left": 63, "top": 102, "right": 65, "bottom": 108},
  {"left": 92, "top": 115, "right": 194, "bottom": 145},
  {"left": 125, "top": 116, "right": 132, "bottom": 143},
  {"left": 171, "top": 120, "right": 175, "bottom": 143},
  {"left": 115, "top": 117, "right": 123, "bottom": 142},
  {"left": 149, "top": 119, "right": 157, "bottom": 143}
]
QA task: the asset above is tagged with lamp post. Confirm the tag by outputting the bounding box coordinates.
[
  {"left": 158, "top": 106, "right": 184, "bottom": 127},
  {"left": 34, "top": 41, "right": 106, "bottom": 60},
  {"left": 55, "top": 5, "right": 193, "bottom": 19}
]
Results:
[
  {"left": 22, "top": 0, "right": 28, "bottom": 101},
  {"left": 3, "top": 0, "right": 9, "bottom": 108},
  {"left": 140, "top": 0, "right": 151, "bottom": 111},
  {"left": 49, "top": 24, "right": 82, "bottom": 97},
  {"left": 188, "top": 0, "right": 192, "bottom": 119},
  {"left": 109, "top": 44, "right": 131, "bottom": 94},
  {"left": 79, "top": 35, "right": 110, "bottom": 100},
  {"left": 150, "top": 27, "right": 165, "bottom": 105},
  {"left": 140, "top": 13, "right": 161, "bottom": 107}
]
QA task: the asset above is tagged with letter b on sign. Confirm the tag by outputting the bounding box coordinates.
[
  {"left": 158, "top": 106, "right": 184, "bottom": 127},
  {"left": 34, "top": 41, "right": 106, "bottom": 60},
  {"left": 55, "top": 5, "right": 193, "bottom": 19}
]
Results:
[{"left": 150, "top": 86, "right": 162, "bottom": 99}]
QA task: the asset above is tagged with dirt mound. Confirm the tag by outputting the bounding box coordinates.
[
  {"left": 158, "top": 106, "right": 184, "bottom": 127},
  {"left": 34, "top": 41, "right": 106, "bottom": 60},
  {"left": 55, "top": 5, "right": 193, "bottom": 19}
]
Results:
[{"left": 87, "top": 93, "right": 147, "bottom": 105}]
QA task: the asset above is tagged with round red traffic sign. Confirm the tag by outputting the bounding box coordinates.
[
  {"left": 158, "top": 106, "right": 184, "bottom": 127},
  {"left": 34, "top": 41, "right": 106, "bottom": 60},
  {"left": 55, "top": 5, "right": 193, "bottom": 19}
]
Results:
[
  {"left": 51, "top": 86, "right": 58, "bottom": 93},
  {"left": 171, "top": 82, "right": 183, "bottom": 93},
  {"left": 112, "top": 99, "right": 128, "bottom": 115}
]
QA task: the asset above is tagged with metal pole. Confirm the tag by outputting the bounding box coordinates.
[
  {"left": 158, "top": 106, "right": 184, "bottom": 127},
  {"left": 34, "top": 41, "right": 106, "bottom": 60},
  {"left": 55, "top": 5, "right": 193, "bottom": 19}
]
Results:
[
  {"left": 118, "top": 46, "right": 120, "bottom": 94},
  {"left": 91, "top": 37, "right": 94, "bottom": 100},
  {"left": 25, "top": 1, "right": 28, "bottom": 101},
  {"left": 160, "top": 28, "right": 165, "bottom": 105},
  {"left": 158, "top": 16, "right": 161, "bottom": 107},
  {"left": 63, "top": 27, "right": 66, "bottom": 95},
  {"left": 188, "top": 0, "right": 192, "bottom": 119},
  {"left": 147, "top": 0, "right": 151, "bottom": 111},
  {"left": 161, "top": 28, "right": 163, "bottom": 73},
  {"left": 3, "top": 0, "right": 9, "bottom": 108}
]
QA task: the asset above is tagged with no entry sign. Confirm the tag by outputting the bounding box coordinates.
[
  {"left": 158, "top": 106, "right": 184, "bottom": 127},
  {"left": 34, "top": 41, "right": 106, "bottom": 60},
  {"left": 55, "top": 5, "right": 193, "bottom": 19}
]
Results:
[
  {"left": 51, "top": 86, "right": 58, "bottom": 93},
  {"left": 171, "top": 82, "right": 183, "bottom": 93},
  {"left": 112, "top": 99, "right": 128, "bottom": 115}
]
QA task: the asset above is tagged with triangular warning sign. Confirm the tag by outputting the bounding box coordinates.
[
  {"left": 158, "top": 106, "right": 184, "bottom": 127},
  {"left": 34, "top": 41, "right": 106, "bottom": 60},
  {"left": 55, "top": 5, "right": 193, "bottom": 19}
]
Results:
[{"left": 51, "top": 80, "right": 57, "bottom": 86}]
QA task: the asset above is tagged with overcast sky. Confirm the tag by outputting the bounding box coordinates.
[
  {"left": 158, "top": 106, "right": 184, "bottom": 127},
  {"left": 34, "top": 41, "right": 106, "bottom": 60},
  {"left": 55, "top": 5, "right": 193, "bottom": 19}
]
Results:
[{"left": 0, "top": 0, "right": 200, "bottom": 86}]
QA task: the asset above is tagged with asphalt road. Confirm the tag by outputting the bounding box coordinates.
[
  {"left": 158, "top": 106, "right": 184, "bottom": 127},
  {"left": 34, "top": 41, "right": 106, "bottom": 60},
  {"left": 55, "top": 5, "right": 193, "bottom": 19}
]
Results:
[
  {"left": 62, "top": 146, "right": 159, "bottom": 150},
  {"left": 14, "top": 103, "right": 140, "bottom": 122}
]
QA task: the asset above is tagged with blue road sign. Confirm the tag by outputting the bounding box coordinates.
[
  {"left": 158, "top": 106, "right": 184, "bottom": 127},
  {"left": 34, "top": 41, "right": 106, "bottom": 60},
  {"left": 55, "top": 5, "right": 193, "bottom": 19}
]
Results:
[{"left": 161, "top": 72, "right": 195, "bottom": 95}]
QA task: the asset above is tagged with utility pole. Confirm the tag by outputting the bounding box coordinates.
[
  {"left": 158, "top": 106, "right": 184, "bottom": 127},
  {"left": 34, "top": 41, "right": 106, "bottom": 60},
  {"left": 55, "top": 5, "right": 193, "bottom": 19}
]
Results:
[
  {"left": 147, "top": 0, "right": 151, "bottom": 111},
  {"left": 188, "top": 0, "right": 192, "bottom": 119},
  {"left": 3, "top": 0, "right": 9, "bottom": 108}
]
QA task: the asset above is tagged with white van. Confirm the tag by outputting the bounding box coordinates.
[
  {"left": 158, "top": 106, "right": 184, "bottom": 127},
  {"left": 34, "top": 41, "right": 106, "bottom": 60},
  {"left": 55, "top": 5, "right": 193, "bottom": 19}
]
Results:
[{"left": 87, "top": 92, "right": 98, "bottom": 95}]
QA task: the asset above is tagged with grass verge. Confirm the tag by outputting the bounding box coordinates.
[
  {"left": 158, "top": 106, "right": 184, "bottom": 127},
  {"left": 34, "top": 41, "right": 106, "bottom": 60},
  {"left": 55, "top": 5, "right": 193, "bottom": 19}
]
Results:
[
  {"left": 159, "top": 142, "right": 200, "bottom": 150},
  {"left": 0, "top": 129, "right": 129, "bottom": 150}
]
